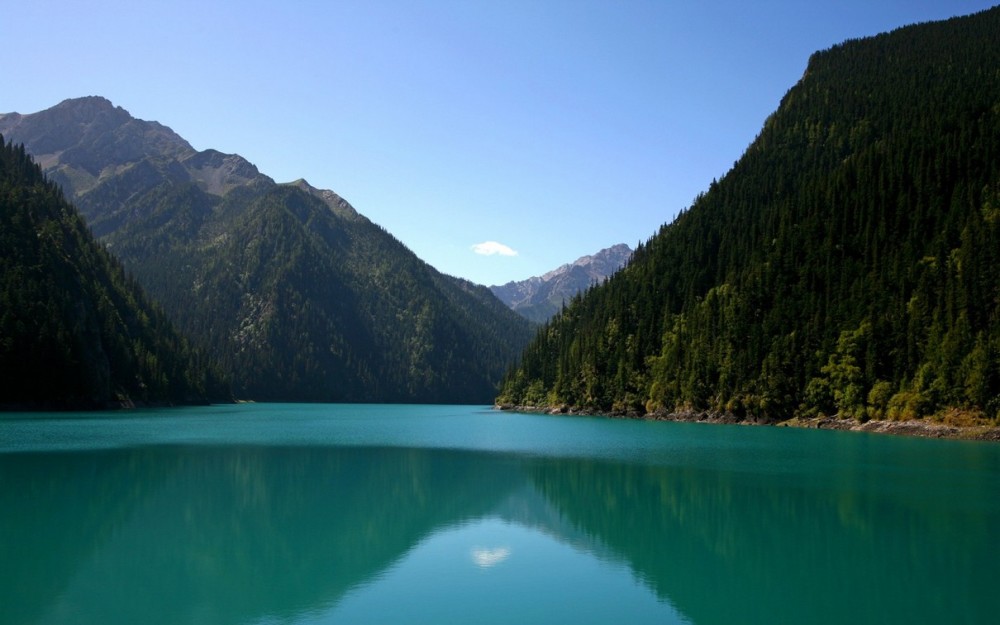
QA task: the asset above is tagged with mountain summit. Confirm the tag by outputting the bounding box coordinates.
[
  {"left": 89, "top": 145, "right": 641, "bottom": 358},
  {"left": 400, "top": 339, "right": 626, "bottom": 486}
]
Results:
[
  {"left": 0, "top": 96, "right": 274, "bottom": 211},
  {"left": 490, "top": 244, "right": 632, "bottom": 322},
  {"left": 1, "top": 97, "right": 534, "bottom": 403},
  {"left": 0, "top": 97, "right": 196, "bottom": 194}
]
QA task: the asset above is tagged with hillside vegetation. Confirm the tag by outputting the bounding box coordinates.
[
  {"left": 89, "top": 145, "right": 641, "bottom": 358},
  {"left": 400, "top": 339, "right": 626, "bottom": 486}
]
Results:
[
  {"left": 0, "top": 98, "right": 534, "bottom": 403},
  {"left": 106, "top": 181, "right": 535, "bottom": 402},
  {"left": 0, "top": 138, "right": 226, "bottom": 408},
  {"left": 499, "top": 8, "right": 1000, "bottom": 424}
]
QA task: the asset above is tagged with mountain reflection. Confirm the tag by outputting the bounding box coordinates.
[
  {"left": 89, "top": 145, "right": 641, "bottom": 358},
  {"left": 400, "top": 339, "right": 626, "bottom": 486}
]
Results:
[
  {"left": 1, "top": 441, "right": 996, "bottom": 625},
  {"left": 1, "top": 447, "right": 521, "bottom": 625}
]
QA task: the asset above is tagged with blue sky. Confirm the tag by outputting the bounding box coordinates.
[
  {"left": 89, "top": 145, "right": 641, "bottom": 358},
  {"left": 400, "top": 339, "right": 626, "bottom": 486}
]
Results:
[{"left": 4, "top": 1, "right": 997, "bottom": 286}]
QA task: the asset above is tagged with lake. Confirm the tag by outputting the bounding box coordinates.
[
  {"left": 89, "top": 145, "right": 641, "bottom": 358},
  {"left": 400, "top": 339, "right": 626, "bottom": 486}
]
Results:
[{"left": 1, "top": 403, "right": 998, "bottom": 625}]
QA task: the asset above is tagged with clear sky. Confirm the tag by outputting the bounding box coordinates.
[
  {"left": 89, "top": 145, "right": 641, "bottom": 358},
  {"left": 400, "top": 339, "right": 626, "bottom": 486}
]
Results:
[{"left": 4, "top": 1, "right": 997, "bottom": 286}]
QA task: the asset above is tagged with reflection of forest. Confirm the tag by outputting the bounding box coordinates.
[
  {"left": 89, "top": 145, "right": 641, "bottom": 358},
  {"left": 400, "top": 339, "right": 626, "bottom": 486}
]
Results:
[
  {"left": 526, "top": 453, "right": 997, "bottom": 625},
  {"left": 1, "top": 443, "right": 996, "bottom": 625}
]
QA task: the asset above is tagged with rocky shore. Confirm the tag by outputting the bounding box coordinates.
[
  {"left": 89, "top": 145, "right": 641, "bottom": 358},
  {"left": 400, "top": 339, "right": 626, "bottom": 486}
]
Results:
[
  {"left": 494, "top": 404, "right": 1000, "bottom": 441},
  {"left": 774, "top": 415, "right": 1000, "bottom": 440}
]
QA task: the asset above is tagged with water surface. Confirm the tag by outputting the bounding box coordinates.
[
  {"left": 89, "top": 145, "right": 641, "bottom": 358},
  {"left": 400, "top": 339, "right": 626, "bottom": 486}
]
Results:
[{"left": 2, "top": 404, "right": 997, "bottom": 624}]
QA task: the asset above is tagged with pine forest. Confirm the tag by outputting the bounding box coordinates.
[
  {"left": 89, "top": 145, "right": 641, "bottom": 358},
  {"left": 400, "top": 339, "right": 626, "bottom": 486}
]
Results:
[{"left": 498, "top": 8, "right": 1000, "bottom": 425}]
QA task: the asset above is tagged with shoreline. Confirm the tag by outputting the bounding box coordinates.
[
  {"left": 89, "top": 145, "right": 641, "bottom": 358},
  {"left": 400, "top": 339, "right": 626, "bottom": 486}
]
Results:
[
  {"left": 495, "top": 404, "right": 1000, "bottom": 441},
  {"left": 0, "top": 397, "right": 218, "bottom": 412}
]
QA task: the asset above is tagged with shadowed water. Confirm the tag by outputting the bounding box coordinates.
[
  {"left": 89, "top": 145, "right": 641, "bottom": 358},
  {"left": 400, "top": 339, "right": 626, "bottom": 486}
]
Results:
[{"left": 1, "top": 404, "right": 997, "bottom": 624}]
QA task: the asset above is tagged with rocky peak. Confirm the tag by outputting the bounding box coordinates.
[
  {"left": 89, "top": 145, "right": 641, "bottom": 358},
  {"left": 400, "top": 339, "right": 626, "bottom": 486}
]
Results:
[
  {"left": 286, "top": 178, "right": 360, "bottom": 220},
  {"left": 54, "top": 95, "right": 118, "bottom": 117},
  {"left": 0, "top": 97, "right": 190, "bottom": 158},
  {"left": 0, "top": 97, "right": 289, "bottom": 200},
  {"left": 182, "top": 149, "right": 272, "bottom": 196},
  {"left": 0, "top": 96, "right": 195, "bottom": 196},
  {"left": 491, "top": 244, "right": 633, "bottom": 323},
  {"left": 540, "top": 243, "right": 633, "bottom": 281}
]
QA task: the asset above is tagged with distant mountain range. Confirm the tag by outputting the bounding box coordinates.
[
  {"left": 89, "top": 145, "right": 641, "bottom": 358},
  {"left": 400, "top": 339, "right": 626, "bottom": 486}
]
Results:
[
  {"left": 0, "top": 97, "right": 535, "bottom": 403},
  {"left": 490, "top": 244, "right": 632, "bottom": 322}
]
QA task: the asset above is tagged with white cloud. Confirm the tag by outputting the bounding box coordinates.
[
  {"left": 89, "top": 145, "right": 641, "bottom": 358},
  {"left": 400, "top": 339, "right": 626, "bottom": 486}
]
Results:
[{"left": 471, "top": 241, "right": 518, "bottom": 257}]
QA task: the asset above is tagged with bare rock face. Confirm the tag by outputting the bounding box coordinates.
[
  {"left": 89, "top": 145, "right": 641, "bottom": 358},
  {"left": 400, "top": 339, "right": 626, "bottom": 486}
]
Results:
[
  {"left": 182, "top": 149, "right": 267, "bottom": 196},
  {"left": 0, "top": 97, "right": 273, "bottom": 199},
  {"left": 0, "top": 97, "right": 197, "bottom": 196},
  {"left": 491, "top": 244, "right": 633, "bottom": 322}
]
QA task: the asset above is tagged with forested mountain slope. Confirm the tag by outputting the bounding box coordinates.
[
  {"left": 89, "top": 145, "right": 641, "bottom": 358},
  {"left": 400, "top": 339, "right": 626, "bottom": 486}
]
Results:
[
  {"left": 0, "top": 137, "right": 226, "bottom": 408},
  {"left": 499, "top": 7, "right": 1000, "bottom": 423},
  {"left": 0, "top": 98, "right": 534, "bottom": 403}
]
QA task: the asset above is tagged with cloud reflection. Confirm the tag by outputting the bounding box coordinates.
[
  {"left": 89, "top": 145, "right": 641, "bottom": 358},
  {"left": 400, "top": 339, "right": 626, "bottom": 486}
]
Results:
[{"left": 471, "top": 546, "right": 511, "bottom": 568}]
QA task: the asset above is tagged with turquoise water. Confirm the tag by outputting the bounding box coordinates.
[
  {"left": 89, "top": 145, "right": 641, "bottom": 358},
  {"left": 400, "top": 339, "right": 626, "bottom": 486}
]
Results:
[{"left": 1, "top": 403, "right": 998, "bottom": 624}]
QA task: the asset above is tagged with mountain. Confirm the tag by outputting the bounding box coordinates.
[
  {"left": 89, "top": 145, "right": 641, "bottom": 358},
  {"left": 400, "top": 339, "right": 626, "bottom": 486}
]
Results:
[
  {"left": 498, "top": 7, "right": 1000, "bottom": 423},
  {"left": 0, "top": 137, "right": 227, "bottom": 409},
  {"left": 490, "top": 244, "right": 632, "bottom": 322},
  {"left": 0, "top": 97, "right": 535, "bottom": 403}
]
